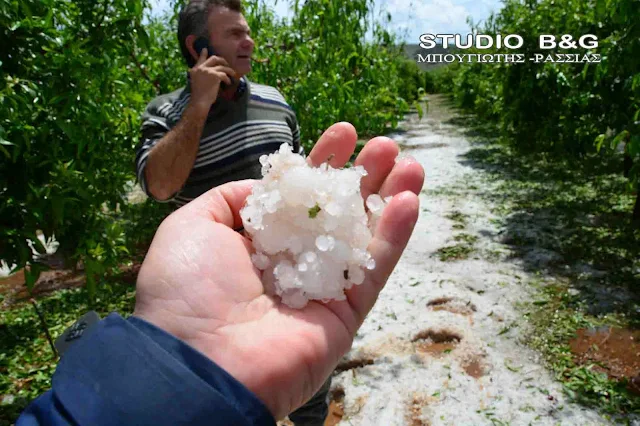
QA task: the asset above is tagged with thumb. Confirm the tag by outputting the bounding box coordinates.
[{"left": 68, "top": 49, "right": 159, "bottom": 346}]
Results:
[{"left": 179, "top": 179, "right": 256, "bottom": 229}]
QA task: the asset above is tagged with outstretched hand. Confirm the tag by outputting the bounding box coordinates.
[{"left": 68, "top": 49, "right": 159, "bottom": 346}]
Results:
[{"left": 133, "top": 122, "right": 425, "bottom": 419}]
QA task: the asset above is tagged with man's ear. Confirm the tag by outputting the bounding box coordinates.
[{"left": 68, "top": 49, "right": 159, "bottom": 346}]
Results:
[{"left": 185, "top": 34, "right": 199, "bottom": 64}]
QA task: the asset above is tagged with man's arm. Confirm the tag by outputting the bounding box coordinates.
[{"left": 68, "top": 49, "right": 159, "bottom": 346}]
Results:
[
  {"left": 16, "top": 314, "right": 275, "bottom": 426},
  {"left": 139, "top": 48, "right": 237, "bottom": 201},
  {"left": 143, "top": 102, "right": 209, "bottom": 201}
]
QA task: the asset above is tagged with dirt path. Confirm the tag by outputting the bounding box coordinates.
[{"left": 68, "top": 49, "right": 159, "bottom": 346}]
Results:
[{"left": 325, "top": 95, "right": 611, "bottom": 425}]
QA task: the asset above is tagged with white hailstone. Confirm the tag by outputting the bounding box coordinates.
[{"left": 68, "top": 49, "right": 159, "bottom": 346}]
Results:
[
  {"left": 365, "top": 194, "right": 393, "bottom": 233},
  {"left": 365, "top": 257, "right": 376, "bottom": 270},
  {"left": 325, "top": 201, "right": 342, "bottom": 216},
  {"left": 315, "top": 235, "right": 332, "bottom": 252},
  {"left": 303, "top": 251, "right": 317, "bottom": 263},
  {"left": 251, "top": 253, "right": 271, "bottom": 270},
  {"left": 240, "top": 143, "right": 390, "bottom": 309},
  {"left": 366, "top": 194, "right": 385, "bottom": 215},
  {"left": 347, "top": 265, "right": 365, "bottom": 285}
]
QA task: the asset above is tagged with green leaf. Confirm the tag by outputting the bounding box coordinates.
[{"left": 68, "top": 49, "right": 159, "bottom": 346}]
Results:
[
  {"left": 24, "top": 264, "right": 46, "bottom": 292},
  {"left": 30, "top": 234, "right": 48, "bottom": 255},
  {"left": 137, "top": 27, "right": 151, "bottom": 49},
  {"left": 414, "top": 100, "right": 424, "bottom": 119},
  {"left": 611, "top": 130, "right": 629, "bottom": 150},
  {"left": 308, "top": 203, "right": 321, "bottom": 218},
  {"left": 581, "top": 63, "right": 590, "bottom": 80},
  {"left": 84, "top": 259, "right": 99, "bottom": 303},
  {"left": 0, "top": 144, "right": 10, "bottom": 159}
]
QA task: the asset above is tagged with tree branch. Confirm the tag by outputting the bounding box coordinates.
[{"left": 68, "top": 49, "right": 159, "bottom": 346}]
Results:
[{"left": 30, "top": 297, "right": 59, "bottom": 360}]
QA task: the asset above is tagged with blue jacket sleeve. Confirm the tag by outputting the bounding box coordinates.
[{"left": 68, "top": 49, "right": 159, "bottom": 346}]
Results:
[{"left": 16, "top": 313, "right": 276, "bottom": 426}]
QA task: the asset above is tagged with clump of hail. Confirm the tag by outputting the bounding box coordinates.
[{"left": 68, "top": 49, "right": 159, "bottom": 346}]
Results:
[{"left": 240, "top": 143, "right": 391, "bottom": 308}]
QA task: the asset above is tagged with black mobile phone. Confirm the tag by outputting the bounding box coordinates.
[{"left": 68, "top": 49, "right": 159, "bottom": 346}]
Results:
[{"left": 193, "top": 37, "right": 234, "bottom": 89}]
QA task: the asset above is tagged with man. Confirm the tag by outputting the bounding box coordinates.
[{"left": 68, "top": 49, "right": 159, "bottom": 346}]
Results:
[
  {"left": 135, "top": 0, "right": 304, "bottom": 207},
  {"left": 135, "top": 1, "right": 328, "bottom": 423},
  {"left": 17, "top": 130, "right": 424, "bottom": 426}
]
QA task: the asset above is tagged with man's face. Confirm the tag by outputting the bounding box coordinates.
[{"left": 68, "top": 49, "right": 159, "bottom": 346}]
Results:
[{"left": 207, "top": 6, "right": 254, "bottom": 78}]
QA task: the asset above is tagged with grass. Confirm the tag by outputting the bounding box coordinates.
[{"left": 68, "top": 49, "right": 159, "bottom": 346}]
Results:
[
  {"left": 434, "top": 212, "right": 478, "bottom": 261},
  {"left": 453, "top": 233, "right": 478, "bottom": 245},
  {"left": 435, "top": 243, "right": 475, "bottom": 261},
  {"left": 445, "top": 210, "right": 468, "bottom": 226},
  {"left": 482, "top": 248, "right": 508, "bottom": 263},
  {"left": 453, "top": 115, "right": 640, "bottom": 416},
  {"left": 0, "top": 283, "right": 136, "bottom": 424},
  {"left": 522, "top": 282, "right": 640, "bottom": 416}
]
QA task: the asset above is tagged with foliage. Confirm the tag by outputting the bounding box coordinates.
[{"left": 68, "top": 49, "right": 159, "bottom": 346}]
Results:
[
  {"left": 0, "top": 283, "right": 136, "bottom": 424},
  {"left": 434, "top": 0, "right": 640, "bottom": 218},
  {"left": 0, "top": 0, "right": 169, "bottom": 296}
]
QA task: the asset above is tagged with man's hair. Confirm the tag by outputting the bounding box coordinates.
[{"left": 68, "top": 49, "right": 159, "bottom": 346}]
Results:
[{"left": 178, "top": 0, "right": 242, "bottom": 67}]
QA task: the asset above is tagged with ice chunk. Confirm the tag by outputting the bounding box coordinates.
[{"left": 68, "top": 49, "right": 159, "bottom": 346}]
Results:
[
  {"left": 239, "top": 143, "right": 382, "bottom": 309},
  {"left": 315, "top": 235, "right": 331, "bottom": 252},
  {"left": 365, "top": 257, "right": 376, "bottom": 270},
  {"left": 303, "top": 251, "right": 317, "bottom": 263},
  {"left": 366, "top": 194, "right": 385, "bottom": 215},
  {"left": 251, "top": 253, "right": 270, "bottom": 270},
  {"left": 325, "top": 201, "right": 342, "bottom": 216},
  {"left": 348, "top": 265, "right": 365, "bottom": 285}
]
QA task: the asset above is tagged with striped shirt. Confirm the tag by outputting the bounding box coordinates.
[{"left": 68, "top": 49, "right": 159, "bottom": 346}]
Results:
[{"left": 135, "top": 76, "right": 304, "bottom": 207}]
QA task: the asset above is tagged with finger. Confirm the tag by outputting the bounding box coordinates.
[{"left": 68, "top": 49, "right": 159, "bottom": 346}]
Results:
[
  {"left": 179, "top": 179, "right": 255, "bottom": 229},
  {"left": 378, "top": 155, "right": 425, "bottom": 198},
  {"left": 210, "top": 66, "right": 238, "bottom": 81},
  {"left": 214, "top": 66, "right": 237, "bottom": 77},
  {"left": 204, "top": 55, "right": 231, "bottom": 68},
  {"left": 213, "top": 71, "right": 232, "bottom": 86},
  {"left": 196, "top": 48, "right": 208, "bottom": 66},
  {"left": 306, "top": 122, "right": 357, "bottom": 168},
  {"left": 353, "top": 137, "right": 399, "bottom": 200},
  {"left": 342, "top": 191, "right": 420, "bottom": 329}
]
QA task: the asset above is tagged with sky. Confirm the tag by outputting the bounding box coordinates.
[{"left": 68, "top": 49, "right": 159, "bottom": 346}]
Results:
[{"left": 149, "top": 0, "right": 504, "bottom": 44}]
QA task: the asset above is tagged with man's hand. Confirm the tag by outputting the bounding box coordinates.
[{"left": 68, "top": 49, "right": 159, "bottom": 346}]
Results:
[
  {"left": 133, "top": 122, "right": 425, "bottom": 420},
  {"left": 189, "top": 48, "right": 237, "bottom": 111}
]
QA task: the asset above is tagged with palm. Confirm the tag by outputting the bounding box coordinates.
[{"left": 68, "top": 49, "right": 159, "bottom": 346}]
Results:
[
  {"left": 136, "top": 211, "right": 353, "bottom": 414},
  {"left": 134, "top": 123, "right": 425, "bottom": 419}
]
